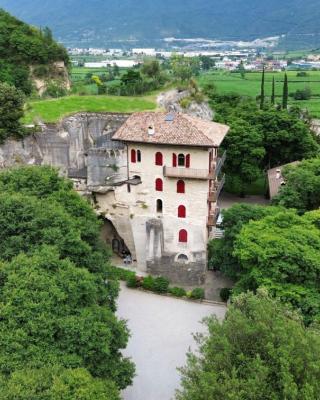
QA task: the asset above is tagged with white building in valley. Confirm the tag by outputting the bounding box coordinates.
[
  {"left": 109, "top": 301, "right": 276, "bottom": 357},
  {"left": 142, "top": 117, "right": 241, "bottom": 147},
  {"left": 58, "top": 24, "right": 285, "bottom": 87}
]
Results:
[{"left": 95, "top": 112, "right": 229, "bottom": 284}]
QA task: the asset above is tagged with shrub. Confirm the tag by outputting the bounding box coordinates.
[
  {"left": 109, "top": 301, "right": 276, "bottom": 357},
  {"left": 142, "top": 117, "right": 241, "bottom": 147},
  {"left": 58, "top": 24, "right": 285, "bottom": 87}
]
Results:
[
  {"left": 43, "top": 81, "right": 67, "bottom": 98},
  {"left": 180, "top": 97, "right": 192, "bottom": 109},
  {"left": 292, "top": 87, "right": 312, "bottom": 100},
  {"left": 220, "top": 287, "right": 232, "bottom": 302},
  {"left": 142, "top": 275, "right": 154, "bottom": 291},
  {"left": 153, "top": 277, "right": 170, "bottom": 294},
  {"left": 126, "top": 274, "right": 138, "bottom": 288},
  {"left": 169, "top": 287, "right": 187, "bottom": 297},
  {"left": 107, "top": 266, "right": 135, "bottom": 281},
  {"left": 190, "top": 288, "right": 205, "bottom": 300},
  {"left": 33, "top": 64, "right": 49, "bottom": 78}
]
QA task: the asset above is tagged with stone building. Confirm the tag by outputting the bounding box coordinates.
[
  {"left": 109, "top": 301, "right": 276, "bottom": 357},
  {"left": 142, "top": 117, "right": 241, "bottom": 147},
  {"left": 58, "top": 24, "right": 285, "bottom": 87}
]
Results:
[{"left": 95, "top": 112, "right": 229, "bottom": 285}]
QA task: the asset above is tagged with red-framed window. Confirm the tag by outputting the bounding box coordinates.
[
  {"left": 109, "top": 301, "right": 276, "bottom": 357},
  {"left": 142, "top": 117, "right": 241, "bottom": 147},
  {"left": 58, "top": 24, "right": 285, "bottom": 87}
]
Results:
[
  {"left": 155, "top": 178, "right": 163, "bottom": 192},
  {"left": 131, "top": 149, "right": 136, "bottom": 163},
  {"left": 178, "top": 205, "right": 186, "bottom": 218},
  {"left": 179, "top": 229, "right": 188, "bottom": 243},
  {"left": 155, "top": 152, "right": 163, "bottom": 166},
  {"left": 177, "top": 180, "right": 185, "bottom": 194}
]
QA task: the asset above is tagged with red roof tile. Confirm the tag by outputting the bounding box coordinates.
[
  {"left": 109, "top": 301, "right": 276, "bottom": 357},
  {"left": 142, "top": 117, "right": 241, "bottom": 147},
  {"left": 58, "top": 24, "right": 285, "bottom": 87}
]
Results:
[{"left": 112, "top": 112, "right": 229, "bottom": 147}]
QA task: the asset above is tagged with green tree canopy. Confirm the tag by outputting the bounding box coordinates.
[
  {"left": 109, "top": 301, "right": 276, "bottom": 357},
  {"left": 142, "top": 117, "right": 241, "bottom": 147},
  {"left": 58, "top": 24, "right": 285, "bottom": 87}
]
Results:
[
  {"left": 0, "top": 82, "right": 25, "bottom": 142},
  {"left": 0, "top": 367, "right": 120, "bottom": 400},
  {"left": 177, "top": 290, "right": 320, "bottom": 400},
  {"left": 208, "top": 204, "right": 282, "bottom": 279},
  {"left": 0, "top": 247, "right": 134, "bottom": 388},
  {"left": 272, "top": 158, "right": 320, "bottom": 213},
  {"left": 0, "top": 166, "right": 135, "bottom": 396},
  {"left": 233, "top": 209, "right": 320, "bottom": 324},
  {"left": 211, "top": 95, "right": 319, "bottom": 194}
]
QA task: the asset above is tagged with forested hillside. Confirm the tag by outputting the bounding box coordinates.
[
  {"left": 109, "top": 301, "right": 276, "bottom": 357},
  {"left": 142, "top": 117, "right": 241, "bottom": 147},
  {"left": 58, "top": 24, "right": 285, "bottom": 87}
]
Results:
[
  {"left": 0, "top": 9, "right": 69, "bottom": 95},
  {"left": 1, "top": 0, "right": 320, "bottom": 48}
]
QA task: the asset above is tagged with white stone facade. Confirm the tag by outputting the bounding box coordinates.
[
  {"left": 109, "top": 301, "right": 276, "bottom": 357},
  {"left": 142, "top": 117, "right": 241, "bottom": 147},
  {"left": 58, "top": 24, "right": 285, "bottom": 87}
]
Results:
[{"left": 95, "top": 142, "right": 222, "bottom": 284}]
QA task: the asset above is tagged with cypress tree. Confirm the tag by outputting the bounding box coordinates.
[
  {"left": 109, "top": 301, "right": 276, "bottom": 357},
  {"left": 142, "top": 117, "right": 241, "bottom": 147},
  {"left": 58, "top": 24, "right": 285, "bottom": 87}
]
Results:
[
  {"left": 260, "top": 66, "right": 265, "bottom": 109},
  {"left": 282, "top": 73, "right": 288, "bottom": 109},
  {"left": 271, "top": 76, "right": 275, "bottom": 105}
]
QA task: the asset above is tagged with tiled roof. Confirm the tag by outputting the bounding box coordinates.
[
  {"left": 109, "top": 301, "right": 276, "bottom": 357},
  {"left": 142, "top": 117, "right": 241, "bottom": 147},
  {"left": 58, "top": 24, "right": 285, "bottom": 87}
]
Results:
[{"left": 112, "top": 112, "right": 229, "bottom": 147}]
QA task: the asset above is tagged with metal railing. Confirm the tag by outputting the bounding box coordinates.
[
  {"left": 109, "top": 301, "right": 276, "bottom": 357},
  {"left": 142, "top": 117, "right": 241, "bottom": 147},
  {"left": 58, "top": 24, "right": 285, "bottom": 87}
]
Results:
[
  {"left": 213, "top": 151, "right": 227, "bottom": 180},
  {"left": 208, "top": 174, "right": 226, "bottom": 202}
]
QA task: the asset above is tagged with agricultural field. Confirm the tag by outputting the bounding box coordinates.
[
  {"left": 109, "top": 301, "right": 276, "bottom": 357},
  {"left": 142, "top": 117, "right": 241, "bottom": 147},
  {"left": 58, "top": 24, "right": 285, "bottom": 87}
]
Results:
[
  {"left": 24, "top": 95, "right": 157, "bottom": 124},
  {"left": 198, "top": 70, "right": 320, "bottom": 117}
]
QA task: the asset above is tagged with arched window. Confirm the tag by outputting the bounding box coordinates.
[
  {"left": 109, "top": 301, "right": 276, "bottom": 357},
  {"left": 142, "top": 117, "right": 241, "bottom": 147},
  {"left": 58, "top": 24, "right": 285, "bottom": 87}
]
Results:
[
  {"left": 177, "top": 180, "right": 185, "bottom": 194},
  {"left": 179, "top": 229, "right": 188, "bottom": 243},
  {"left": 177, "top": 254, "right": 189, "bottom": 263},
  {"left": 155, "top": 178, "right": 163, "bottom": 192},
  {"left": 186, "top": 154, "right": 190, "bottom": 168},
  {"left": 155, "top": 152, "right": 163, "bottom": 166},
  {"left": 131, "top": 149, "right": 136, "bottom": 163},
  {"left": 178, "top": 154, "right": 185, "bottom": 167},
  {"left": 178, "top": 205, "right": 186, "bottom": 218},
  {"left": 172, "top": 153, "right": 177, "bottom": 167},
  {"left": 137, "top": 150, "right": 141, "bottom": 162},
  {"left": 156, "top": 199, "right": 163, "bottom": 213}
]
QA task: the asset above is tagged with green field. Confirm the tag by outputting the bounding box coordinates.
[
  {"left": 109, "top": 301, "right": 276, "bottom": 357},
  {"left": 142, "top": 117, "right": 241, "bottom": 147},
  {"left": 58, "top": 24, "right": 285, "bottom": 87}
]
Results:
[
  {"left": 24, "top": 95, "right": 157, "bottom": 124},
  {"left": 198, "top": 70, "right": 320, "bottom": 117}
]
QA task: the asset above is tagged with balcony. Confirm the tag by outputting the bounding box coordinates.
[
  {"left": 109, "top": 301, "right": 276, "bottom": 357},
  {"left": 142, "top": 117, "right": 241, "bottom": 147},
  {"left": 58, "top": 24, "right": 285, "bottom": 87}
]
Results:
[
  {"left": 163, "top": 166, "right": 211, "bottom": 180},
  {"left": 207, "top": 207, "right": 220, "bottom": 227},
  {"left": 208, "top": 174, "right": 226, "bottom": 202}
]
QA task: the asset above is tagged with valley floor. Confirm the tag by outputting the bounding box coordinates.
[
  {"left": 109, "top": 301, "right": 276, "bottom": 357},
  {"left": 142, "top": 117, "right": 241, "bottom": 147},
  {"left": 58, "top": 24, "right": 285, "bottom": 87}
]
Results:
[{"left": 117, "top": 282, "right": 226, "bottom": 400}]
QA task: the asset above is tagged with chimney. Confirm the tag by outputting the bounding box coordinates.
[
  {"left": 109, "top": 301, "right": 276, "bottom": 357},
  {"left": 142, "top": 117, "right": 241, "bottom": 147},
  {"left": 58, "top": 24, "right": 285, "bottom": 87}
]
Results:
[
  {"left": 148, "top": 126, "right": 155, "bottom": 136},
  {"left": 276, "top": 169, "right": 281, "bottom": 179}
]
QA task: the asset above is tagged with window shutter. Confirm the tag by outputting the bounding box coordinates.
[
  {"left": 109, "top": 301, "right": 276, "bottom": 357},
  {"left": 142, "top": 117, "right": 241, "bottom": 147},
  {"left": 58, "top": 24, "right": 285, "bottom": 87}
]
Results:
[
  {"left": 172, "top": 153, "right": 177, "bottom": 167},
  {"left": 186, "top": 154, "right": 190, "bottom": 168}
]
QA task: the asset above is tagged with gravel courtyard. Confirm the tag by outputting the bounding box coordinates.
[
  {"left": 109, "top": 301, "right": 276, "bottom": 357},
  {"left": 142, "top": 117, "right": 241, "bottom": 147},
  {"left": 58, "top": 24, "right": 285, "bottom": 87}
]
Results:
[{"left": 117, "top": 283, "right": 226, "bottom": 400}]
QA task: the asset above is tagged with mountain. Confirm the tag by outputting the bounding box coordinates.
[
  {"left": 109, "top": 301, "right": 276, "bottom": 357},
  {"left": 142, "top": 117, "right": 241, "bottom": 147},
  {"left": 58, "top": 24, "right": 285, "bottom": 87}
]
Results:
[{"left": 1, "top": 0, "right": 320, "bottom": 49}]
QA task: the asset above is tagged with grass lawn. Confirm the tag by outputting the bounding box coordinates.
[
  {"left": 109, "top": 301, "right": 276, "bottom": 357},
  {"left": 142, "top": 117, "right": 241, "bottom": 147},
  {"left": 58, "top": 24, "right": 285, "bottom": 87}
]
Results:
[
  {"left": 198, "top": 70, "right": 320, "bottom": 117},
  {"left": 23, "top": 95, "right": 157, "bottom": 124}
]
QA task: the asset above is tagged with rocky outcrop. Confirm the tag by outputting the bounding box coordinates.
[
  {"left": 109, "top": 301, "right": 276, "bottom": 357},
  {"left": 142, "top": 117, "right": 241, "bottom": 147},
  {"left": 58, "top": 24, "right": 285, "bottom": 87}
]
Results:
[
  {"left": 311, "top": 119, "right": 320, "bottom": 136},
  {"left": 157, "top": 89, "right": 214, "bottom": 121},
  {"left": 0, "top": 113, "right": 129, "bottom": 186},
  {"left": 31, "top": 61, "right": 71, "bottom": 96}
]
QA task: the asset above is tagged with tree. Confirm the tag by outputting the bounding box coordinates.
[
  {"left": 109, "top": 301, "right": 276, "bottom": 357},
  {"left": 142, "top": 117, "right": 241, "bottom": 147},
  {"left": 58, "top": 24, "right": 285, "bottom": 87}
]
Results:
[
  {"left": 221, "top": 118, "right": 266, "bottom": 194},
  {"left": 177, "top": 290, "right": 320, "bottom": 400},
  {"left": 0, "top": 166, "right": 135, "bottom": 394},
  {"left": 170, "top": 54, "right": 199, "bottom": 81},
  {"left": 272, "top": 158, "right": 320, "bottom": 213},
  {"left": 271, "top": 76, "right": 275, "bottom": 105},
  {"left": 0, "top": 82, "right": 25, "bottom": 142},
  {"left": 208, "top": 204, "right": 282, "bottom": 279},
  {"left": 0, "top": 247, "right": 134, "bottom": 390},
  {"left": 282, "top": 72, "right": 289, "bottom": 109},
  {"left": 237, "top": 60, "right": 246, "bottom": 79},
  {"left": 199, "top": 55, "right": 215, "bottom": 71},
  {"left": 141, "top": 59, "right": 161, "bottom": 80},
  {"left": 233, "top": 209, "right": 320, "bottom": 324},
  {"left": 0, "top": 367, "right": 120, "bottom": 400},
  {"left": 259, "top": 66, "right": 265, "bottom": 109}
]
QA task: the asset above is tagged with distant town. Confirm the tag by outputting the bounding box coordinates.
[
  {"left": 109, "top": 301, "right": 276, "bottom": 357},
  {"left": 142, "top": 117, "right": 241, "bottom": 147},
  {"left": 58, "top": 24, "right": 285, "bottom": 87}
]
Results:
[{"left": 69, "top": 47, "right": 320, "bottom": 71}]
